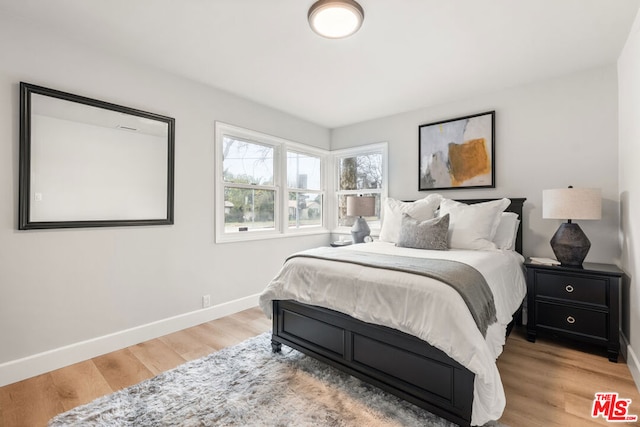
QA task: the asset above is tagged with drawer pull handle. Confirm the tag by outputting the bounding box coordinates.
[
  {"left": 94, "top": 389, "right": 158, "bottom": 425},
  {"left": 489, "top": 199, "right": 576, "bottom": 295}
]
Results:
[
  {"left": 566, "top": 316, "right": 576, "bottom": 324},
  {"left": 565, "top": 284, "right": 574, "bottom": 293}
]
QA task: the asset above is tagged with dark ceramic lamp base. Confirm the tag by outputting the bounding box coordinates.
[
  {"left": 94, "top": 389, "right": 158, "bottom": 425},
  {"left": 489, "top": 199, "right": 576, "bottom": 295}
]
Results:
[{"left": 550, "top": 222, "right": 591, "bottom": 267}]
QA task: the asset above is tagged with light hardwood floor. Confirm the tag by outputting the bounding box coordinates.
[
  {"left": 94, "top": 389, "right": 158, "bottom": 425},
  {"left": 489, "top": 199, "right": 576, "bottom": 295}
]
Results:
[{"left": 1, "top": 307, "right": 638, "bottom": 427}]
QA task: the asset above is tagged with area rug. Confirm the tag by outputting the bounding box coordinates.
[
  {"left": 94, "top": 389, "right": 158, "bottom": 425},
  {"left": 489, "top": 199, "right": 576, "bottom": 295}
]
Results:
[{"left": 49, "top": 332, "right": 505, "bottom": 426}]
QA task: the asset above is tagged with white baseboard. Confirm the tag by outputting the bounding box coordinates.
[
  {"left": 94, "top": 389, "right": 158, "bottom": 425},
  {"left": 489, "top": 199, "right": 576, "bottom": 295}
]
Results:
[
  {"left": 0, "top": 294, "right": 262, "bottom": 387},
  {"left": 621, "top": 331, "right": 640, "bottom": 393}
]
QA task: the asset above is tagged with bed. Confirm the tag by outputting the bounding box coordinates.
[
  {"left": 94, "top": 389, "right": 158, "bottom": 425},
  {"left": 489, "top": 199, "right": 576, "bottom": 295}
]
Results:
[{"left": 259, "top": 197, "right": 526, "bottom": 427}]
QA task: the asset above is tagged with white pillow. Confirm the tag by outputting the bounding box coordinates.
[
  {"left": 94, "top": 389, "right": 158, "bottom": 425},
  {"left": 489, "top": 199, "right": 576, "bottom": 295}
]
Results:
[
  {"left": 492, "top": 212, "right": 520, "bottom": 250},
  {"left": 379, "top": 194, "right": 444, "bottom": 243},
  {"left": 439, "top": 198, "right": 510, "bottom": 250}
]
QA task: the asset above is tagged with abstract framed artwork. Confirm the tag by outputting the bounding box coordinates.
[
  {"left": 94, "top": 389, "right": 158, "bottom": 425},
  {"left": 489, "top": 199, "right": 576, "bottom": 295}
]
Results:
[{"left": 419, "top": 111, "right": 495, "bottom": 191}]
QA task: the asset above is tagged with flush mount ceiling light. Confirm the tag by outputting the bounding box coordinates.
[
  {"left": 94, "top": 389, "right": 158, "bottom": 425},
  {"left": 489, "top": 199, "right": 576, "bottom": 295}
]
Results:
[{"left": 308, "top": 0, "right": 364, "bottom": 39}]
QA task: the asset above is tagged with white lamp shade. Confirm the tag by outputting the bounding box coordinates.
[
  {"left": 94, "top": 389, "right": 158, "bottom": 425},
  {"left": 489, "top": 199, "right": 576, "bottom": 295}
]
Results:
[
  {"left": 346, "top": 196, "right": 375, "bottom": 217},
  {"left": 542, "top": 188, "right": 602, "bottom": 220},
  {"left": 308, "top": 0, "right": 364, "bottom": 39}
]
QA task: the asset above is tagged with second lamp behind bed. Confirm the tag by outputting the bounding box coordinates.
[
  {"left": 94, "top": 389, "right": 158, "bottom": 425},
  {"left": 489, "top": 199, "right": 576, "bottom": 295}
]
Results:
[{"left": 346, "top": 195, "right": 376, "bottom": 243}]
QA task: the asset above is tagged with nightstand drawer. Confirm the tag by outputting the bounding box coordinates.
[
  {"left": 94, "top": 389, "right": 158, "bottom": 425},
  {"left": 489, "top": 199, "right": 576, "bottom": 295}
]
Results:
[
  {"left": 535, "top": 272, "right": 607, "bottom": 306},
  {"left": 536, "top": 302, "right": 607, "bottom": 340}
]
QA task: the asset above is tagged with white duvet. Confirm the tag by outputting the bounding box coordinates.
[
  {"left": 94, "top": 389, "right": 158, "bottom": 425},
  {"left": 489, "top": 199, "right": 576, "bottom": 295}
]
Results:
[{"left": 259, "top": 241, "right": 527, "bottom": 426}]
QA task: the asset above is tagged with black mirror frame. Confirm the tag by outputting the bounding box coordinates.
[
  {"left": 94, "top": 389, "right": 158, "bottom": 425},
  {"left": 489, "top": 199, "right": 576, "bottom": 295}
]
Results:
[{"left": 19, "top": 82, "right": 175, "bottom": 230}]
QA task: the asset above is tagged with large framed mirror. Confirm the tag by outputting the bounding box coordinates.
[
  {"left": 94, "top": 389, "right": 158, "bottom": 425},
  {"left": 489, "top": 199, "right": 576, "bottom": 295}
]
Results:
[{"left": 19, "top": 82, "right": 175, "bottom": 229}]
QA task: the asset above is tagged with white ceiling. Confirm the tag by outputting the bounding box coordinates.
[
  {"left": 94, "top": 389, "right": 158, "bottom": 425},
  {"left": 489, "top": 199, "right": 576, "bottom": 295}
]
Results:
[{"left": 1, "top": 0, "right": 639, "bottom": 128}]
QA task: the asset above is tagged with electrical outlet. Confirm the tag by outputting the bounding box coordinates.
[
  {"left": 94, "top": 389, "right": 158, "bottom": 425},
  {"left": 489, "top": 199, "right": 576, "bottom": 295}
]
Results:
[{"left": 202, "top": 294, "right": 211, "bottom": 308}]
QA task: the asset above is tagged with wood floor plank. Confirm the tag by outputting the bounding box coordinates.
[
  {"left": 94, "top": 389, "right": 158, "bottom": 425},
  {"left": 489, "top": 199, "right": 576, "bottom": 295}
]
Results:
[
  {"left": 0, "top": 373, "right": 64, "bottom": 427},
  {"left": 127, "top": 338, "right": 186, "bottom": 375},
  {"left": 158, "top": 327, "right": 217, "bottom": 361},
  {"left": 183, "top": 322, "right": 237, "bottom": 352},
  {"left": 48, "top": 360, "right": 113, "bottom": 412},
  {"left": 92, "top": 348, "right": 154, "bottom": 392},
  {"left": 207, "top": 315, "right": 266, "bottom": 341}
]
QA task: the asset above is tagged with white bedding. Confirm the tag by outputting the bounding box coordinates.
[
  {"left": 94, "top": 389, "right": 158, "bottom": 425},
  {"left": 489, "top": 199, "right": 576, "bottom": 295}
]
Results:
[{"left": 259, "top": 241, "right": 526, "bottom": 426}]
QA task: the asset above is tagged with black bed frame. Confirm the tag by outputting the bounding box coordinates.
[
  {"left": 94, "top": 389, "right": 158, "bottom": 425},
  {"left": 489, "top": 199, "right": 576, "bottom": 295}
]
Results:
[{"left": 270, "top": 198, "right": 525, "bottom": 427}]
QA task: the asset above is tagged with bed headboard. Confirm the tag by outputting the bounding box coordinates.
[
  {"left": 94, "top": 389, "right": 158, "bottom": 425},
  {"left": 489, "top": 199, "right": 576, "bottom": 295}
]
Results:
[{"left": 454, "top": 198, "right": 526, "bottom": 255}]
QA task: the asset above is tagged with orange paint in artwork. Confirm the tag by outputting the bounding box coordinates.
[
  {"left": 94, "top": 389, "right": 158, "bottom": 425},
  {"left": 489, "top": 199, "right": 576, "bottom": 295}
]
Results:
[{"left": 448, "top": 138, "right": 490, "bottom": 186}]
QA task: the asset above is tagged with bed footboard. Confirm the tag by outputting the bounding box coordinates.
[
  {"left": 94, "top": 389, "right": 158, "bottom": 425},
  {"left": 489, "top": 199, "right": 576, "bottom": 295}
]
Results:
[{"left": 271, "top": 300, "right": 474, "bottom": 427}]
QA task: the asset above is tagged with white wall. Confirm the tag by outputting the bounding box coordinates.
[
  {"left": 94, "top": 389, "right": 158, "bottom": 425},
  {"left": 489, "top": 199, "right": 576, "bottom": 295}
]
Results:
[
  {"left": 332, "top": 66, "right": 620, "bottom": 263},
  {"left": 618, "top": 8, "right": 640, "bottom": 388},
  {"left": 0, "top": 15, "right": 330, "bottom": 384}
]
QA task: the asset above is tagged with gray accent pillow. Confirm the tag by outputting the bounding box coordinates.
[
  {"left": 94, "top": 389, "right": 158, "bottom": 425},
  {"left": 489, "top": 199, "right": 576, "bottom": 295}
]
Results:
[{"left": 396, "top": 213, "right": 449, "bottom": 250}]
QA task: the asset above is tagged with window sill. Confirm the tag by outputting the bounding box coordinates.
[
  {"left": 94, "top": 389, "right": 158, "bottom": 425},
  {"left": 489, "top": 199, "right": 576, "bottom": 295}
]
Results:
[{"left": 215, "top": 228, "right": 330, "bottom": 244}]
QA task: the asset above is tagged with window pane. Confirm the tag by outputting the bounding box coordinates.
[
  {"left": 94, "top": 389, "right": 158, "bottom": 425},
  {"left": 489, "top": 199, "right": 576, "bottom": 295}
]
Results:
[
  {"left": 288, "top": 192, "right": 322, "bottom": 228},
  {"left": 222, "top": 136, "right": 274, "bottom": 185},
  {"left": 224, "top": 187, "right": 275, "bottom": 232},
  {"left": 287, "top": 152, "right": 321, "bottom": 190},
  {"left": 337, "top": 193, "right": 381, "bottom": 228},
  {"left": 339, "top": 153, "right": 382, "bottom": 191}
]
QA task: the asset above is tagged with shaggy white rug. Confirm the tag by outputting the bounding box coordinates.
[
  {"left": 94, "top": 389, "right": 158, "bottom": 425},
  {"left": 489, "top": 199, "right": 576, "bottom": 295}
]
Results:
[{"left": 48, "top": 333, "right": 506, "bottom": 426}]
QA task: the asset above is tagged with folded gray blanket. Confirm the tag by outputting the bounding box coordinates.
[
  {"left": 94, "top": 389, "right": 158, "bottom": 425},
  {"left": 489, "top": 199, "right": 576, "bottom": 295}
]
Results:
[{"left": 288, "top": 247, "right": 497, "bottom": 336}]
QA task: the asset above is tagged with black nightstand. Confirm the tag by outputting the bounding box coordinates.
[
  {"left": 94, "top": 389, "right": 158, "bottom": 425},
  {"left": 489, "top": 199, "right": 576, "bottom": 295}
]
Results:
[{"left": 525, "top": 261, "right": 622, "bottom": 362}]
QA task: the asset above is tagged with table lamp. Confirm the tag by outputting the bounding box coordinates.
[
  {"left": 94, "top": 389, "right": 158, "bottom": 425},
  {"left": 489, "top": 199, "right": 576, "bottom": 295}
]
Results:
[
  {"left": 346, "top": 195, "right": 375, "bottom": 243},
  {"left": 542, "top": 186, "right": 601, "bottom": 267}
]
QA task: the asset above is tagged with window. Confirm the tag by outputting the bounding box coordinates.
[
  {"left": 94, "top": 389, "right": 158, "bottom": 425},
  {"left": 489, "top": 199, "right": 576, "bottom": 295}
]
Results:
[
  {"left": 215, "top": 123, "right": 327, "bottom": 242},
  {"left": 222, "top": 137, "right": 276, "bottom": 233},
  {"left": 332, "top": 142, "right": 388, "bottom": 232},
  {"left": 287, "top": 151, "right": 323, "bottom": 229}
]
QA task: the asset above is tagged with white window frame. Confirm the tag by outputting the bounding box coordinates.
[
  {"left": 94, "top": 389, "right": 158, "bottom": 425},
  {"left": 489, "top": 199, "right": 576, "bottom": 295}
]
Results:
[
  {"left": 330, "top": 142, "right": 388, "bottom": 235},
  {"left": 215, "top": 122, "right": 329, "bottom": 243},
  {"left": 286, "top": 149, "right": 325, "bottom": 231}
]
